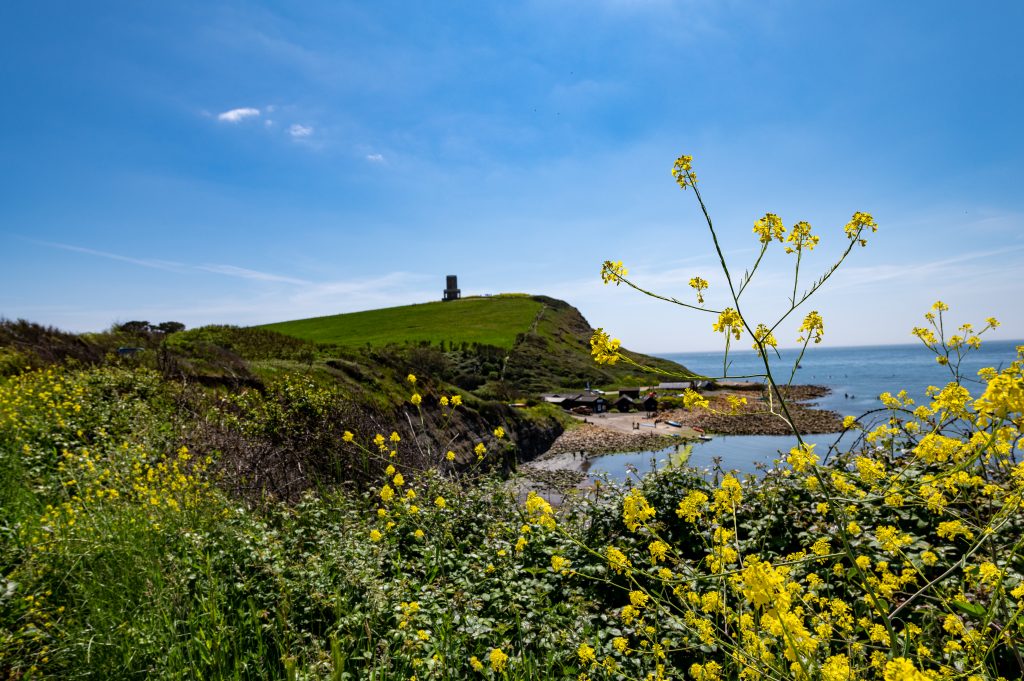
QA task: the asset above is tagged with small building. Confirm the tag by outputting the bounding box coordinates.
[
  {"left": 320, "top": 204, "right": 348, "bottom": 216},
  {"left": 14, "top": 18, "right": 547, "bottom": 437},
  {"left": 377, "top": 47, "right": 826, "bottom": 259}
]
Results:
[
  {"left": 542, "top": 392, "right": 608, "bottom": 414},
  {"left": 617, "top": 387, "right": 641, "bottom": 399},
  {"left": 574, "top": 393, "right": 608, "bottom": 414},
  {"left": 613, "top": 395, "right": 637, "bottom": 412},
  {"left": 443, "top": 275, "right": 461, "bottom": 302},
  {"left": 638, "top": 394, "right": 659, "bottom": 413}
]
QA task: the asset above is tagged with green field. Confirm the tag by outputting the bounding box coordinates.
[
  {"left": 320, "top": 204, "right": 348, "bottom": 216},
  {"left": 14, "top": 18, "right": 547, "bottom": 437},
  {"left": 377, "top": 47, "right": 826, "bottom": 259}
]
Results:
[{"left": 260, "top": 295, "right": 543, "bottom": 349}]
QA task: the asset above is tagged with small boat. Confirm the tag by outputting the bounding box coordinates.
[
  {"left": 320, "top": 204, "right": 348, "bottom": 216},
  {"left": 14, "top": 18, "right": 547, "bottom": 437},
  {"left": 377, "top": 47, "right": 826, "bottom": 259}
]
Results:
[
  {"left": 665, "top": 420, "right": 682, "bottom": 428},
  {"left": 698, "top": 435, "right": 713, "bottom": 441}
]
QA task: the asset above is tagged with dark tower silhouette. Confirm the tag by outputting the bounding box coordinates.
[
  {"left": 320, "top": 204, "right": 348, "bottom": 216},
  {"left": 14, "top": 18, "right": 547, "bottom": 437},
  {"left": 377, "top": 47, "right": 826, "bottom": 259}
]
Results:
[{"left": 443, "top": 275, "right": 461, "bottom": 302}]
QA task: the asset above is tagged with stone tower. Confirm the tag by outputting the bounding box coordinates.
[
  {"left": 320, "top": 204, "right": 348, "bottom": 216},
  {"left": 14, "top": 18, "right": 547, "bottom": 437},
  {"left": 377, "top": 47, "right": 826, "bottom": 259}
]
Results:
[{"left": 442, "top": 275, "right": 461, "bottom": 302}]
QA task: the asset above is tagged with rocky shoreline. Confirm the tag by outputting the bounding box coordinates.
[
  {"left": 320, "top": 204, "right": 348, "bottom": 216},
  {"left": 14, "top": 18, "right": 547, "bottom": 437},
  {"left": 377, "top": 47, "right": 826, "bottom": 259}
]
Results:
[
  {"left": 660, "top": 384, "right": 843, "bottom": 436},
  {"left": 518, "top": 384, "right": 841, "bottom": 498},
  {"left": 544, "top": 423, "right": 678, "bottom": 456}
]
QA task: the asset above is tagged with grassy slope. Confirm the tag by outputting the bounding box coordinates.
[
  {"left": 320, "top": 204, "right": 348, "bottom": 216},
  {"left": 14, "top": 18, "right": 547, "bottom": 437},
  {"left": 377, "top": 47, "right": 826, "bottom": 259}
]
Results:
[
  {"left": 262, "top": 294, "right": 693, "bottom": 391},
  {"left": 261, "top": 295, "right": 543, "bottom": 350}
]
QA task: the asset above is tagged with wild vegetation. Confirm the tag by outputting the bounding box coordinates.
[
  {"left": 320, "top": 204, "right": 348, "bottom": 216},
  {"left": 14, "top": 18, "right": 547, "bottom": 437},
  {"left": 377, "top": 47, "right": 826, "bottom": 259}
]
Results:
[{"left": 1, "top": 154, "right": 1022, "bottom": 680}]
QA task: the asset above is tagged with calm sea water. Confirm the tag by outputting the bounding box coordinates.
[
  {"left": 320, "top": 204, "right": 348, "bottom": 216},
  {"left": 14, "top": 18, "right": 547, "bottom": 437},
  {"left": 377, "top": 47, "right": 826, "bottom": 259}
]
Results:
[{"left": 586, "top": 339, "right": 1022, "bottom": 480}]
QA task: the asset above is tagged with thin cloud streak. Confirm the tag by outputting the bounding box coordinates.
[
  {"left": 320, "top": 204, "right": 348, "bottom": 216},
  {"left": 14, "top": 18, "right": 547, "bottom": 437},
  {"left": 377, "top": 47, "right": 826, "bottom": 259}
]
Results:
[
  {"left": 35, "top": 241, "right": 188, "bottom": 273},
  {"left": 36, "top": 241, "right": 310, "bottom": 286},
  {"left": 197, "top": 264, "right": 311, "bottom": 285}
]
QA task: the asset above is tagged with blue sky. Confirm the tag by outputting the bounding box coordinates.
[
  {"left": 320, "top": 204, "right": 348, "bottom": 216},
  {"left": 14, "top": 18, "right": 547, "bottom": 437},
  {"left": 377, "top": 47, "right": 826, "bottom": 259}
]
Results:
[{"left": 2, "top": 1, "right": 1022, "bottom": 352}]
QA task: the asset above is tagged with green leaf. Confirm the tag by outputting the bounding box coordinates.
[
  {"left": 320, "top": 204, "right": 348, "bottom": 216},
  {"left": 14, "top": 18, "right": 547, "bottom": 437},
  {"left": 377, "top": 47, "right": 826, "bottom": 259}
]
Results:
[{"left": 951, "top": 599, "right": 986, "bottom": 618}]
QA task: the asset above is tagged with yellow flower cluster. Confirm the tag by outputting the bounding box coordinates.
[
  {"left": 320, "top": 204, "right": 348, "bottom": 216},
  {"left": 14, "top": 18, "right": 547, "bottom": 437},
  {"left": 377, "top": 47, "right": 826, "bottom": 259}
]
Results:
[
  {"left": 711, "top": 308, "right": 743, "bottom": 340},
  {"left": 784, "top": 220, "right": 820, "bottom": 253},
  {"left": 752, "top": 212, "right": 785, "bottom": 244},
  {"left": 671, "top": 154, "right": 696, "bottom": 189},
  {"left": 590, "top": 328, "right": 622, "bottom": 365},
  {"left": 601, "top": 260, "right": 628, "bottom": 285},
  {"left": 797, "top": 310, "right": 825, "bottom": 344},
  {"left": 688, "top": 276, "right": 709, "bottom": 304}
]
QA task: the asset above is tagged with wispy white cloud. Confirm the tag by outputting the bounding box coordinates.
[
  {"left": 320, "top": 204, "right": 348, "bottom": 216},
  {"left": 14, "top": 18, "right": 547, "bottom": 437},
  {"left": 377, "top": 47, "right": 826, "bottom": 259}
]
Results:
[
  {"left": 831, "top": 246, "right": 1024, "bottom": 291},
  {"left": 197, "top": 264, "right": 311, "bottom": 285},
  {"left": 288, "top": 123, "right": 314, "bottom": 138},
  {"left": 217, "top": 107, "right": 261, "bottom": 122},
  {"left": 366, "top": 153, "right": 385, "bottom": 163},
  {"left": 35, "top": 241, "right": 309, "bottom": 286},
  {"left": 35, "top": 241, "right": 188, "bottom": 273}
]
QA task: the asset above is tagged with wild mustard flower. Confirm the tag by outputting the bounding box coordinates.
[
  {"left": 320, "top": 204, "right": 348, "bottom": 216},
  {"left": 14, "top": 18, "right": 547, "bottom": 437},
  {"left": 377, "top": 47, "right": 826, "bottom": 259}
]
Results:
[
  {"left": 410, "top": 393, "right": 421, "bottom": 406},
  {"left": 711, "top": 475, "right": 742, "bottom": 514},
  {"left": 689, "top": 661, "right": 722, "bottom": 681},
  {"left": 601, "top": 260, "right": 628, "bottom": 285},
  {"left": 628, "top": 590, "right": 649, "bottom": 608},
  {"left": 671, "top": 154, "right": 696, "bottom": 189},
  {"left": 622, "top": 488, "right": 655, "bottom": 531},
  {"left": 445, "top": 450, "right": 456, "bottom": 461},
  {"left": 474, "top": 442, "right": 486, "bottom": 460},
  {"left": 469, "top": 656, "right": 484, "bottom": 672},
  {"left": 711, "top": 308, "right": 743, "bottom": 340},
  {"left": 688, "top": 276, "right": 709, "bottom": 304},
  {"left": 606, "top": 546, "right": 631, "bottom": 574},
  {"left": 493, "top": 426, "right": 504, "bottom": 439},
  {"left": 342, "top": 430, "right": 354, "bottom": 442},
  {"left": 406, "top": 373, "right": 416, "bottom": 384},
  {"left": 648, "top": 540, "right": 669, "bottom": 562},
  {"left": 434, "top": 496, "right": 446, "bottom": 509},
  {"left": 797, "top": 310, "right": 825, "bottom": 344},
  {"left": 937, "top": 520, "right": 974, "bottom": 541},
  {"left": 676, "top": 490, "right": 708, "bottom": 522},
  {"left": 844, "top": 211, "right": 878, "bottom": 246},
  {"left": 785, "top": 220, "right": 819, "bottom": 253},
  {"left": 882, "top": 657, "right": 930, "bottom": 681},
  {"left": 682, "top": 389, "right": 709, "bottom": 410},
  {"left": 787, "top": 442, "right": 818, "bottom": 473},
  {"left": 488, "top": 648, "right": 508, "bottom": 673},
  {"left": 751, "top": 323, "right": 777, "bottom": 355},
  {"left": 590, "top": 328, "right": 621, "bottom": 365},
  {"left": 577, "top": 643, "right": 596, "bottom": 666},
  {"left": 753, "top": 212, "right": 785, "bottom": 243}
]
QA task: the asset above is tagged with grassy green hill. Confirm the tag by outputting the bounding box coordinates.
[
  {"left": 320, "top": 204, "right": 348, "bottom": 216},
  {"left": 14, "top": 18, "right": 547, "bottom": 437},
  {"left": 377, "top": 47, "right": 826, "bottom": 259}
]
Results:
[
  {"left": 261, "top": 294, "right": 542, "bottom": 349},
  {"left": 260, "top": 294, "right": 693, "bottom": 393}
]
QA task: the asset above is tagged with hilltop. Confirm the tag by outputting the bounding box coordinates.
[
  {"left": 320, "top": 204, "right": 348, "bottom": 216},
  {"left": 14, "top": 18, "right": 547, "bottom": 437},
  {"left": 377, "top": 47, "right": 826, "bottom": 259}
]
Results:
[{"left": 260, "top": 294, "right": 693, "bottom": 394}]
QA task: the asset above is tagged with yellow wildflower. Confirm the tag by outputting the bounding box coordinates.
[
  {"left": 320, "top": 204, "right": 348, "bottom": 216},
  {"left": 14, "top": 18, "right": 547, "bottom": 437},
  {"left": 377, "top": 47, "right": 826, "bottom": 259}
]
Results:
[
  {"left": 622, "top": 488, "right": 655, "bottom": 531},
  {"left": 753, "top": 212, "right": 785, "bottom": 244},
  {"left": 488, "top": 648, "right": 508, "bottom": 673},
  {"left": 712, "top": 307, "right": 743, "bottom": 340},
  {"left": 689, "top": 276, "right": 709, "bottom": 304},
  {"left": 797, "top": 310, "right": 825, "bottom": 344},
  {"left": 590, "top": 328, "right": 621, "bottom": 365},
  {"left": 601, "top": 260, "right": 628, "bottom": 285}
]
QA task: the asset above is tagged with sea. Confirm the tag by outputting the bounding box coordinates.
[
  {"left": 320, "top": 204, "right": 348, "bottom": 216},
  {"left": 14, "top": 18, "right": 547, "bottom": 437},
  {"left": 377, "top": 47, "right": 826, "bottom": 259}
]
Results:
[{"left": 584, "top": 339, "right": 1022, "bottom": 481}]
